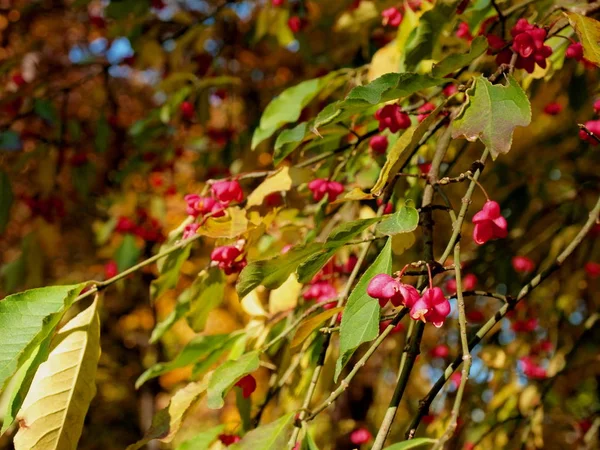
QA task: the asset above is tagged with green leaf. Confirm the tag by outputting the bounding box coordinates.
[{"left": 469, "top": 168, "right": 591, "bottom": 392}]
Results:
[
  {"left": 384, "top": 438, "right": 437, "bottom": 450},
  {"left": 187, "top": 269, "right": 226, "bottom": 332},
  {"left": 252, "top": 75, "right": 335, "bottom": 149},
  {"left": 150, "top": 221, "right": 191, "bottom": 301},
  {"left": 296, "top": 217, "right": 381, "bottom": 282},
  {"left": 176, "top": 425, "right": 225, "bottom": 450},
  {"left": 126, "top": 379, "right": 209, "bottom": 450},
  {"left": 301, "top": 429, "right": 320, "bottom": 450},
  {"left": 431, "top": 35, "right": 488, "bottom": 77},
  {"left": 565, "top": 12, "right": 600, "bottom": 67},
  {"left": 136, "top": 333, "right": 235, "bottom": 388},
  {"left": 192, "top": 334, "right": 247, "bottom": 379},
  {"left": 236, "top": 243, "right": 322, "bottom": 298},
  {"left": 207, "top": 351, "right": 260, "bottom": 409},
  {"left": 230, "top": 413, "right": 295, "bottom": 450},
  {"left": 273, "top": 122, "right": 308, "bottom": 165},
  {"left": 403, "top": 2, "right": 455, "bottom": 71},
  {"left": 115, "top": 234, "right": 141, "bottom": 272},
  {"left": 0, "top": 130, "right": 22, "bottom": 151},
  {"left": 334, "top": 239, "right": 392, "bottom": 381},
  {"left": 0, "top": 283, "right": 85, "bottom": 390},
  {"left": 1, "top": 335, "right": 51, "bottom": 434},
  {"left": 371, "top": 101, "right": 446, "bottom": 196},
  {"left": 0, "top": 170, "right": 13, "bottom": 234},
  {"left": 314, "top": 73, "right": 446, "bottom": 130},
  {"left": 452, "top": 75, "right": 531, "bottom": 159},
  {"left": 376, "top": 206, "right": 419, "bottom": 236},
  {"left": 291, "top": 307, "right": 344, "bottom": 349},
  {"left": 13, "top": 297, "right": 100, "bottom": 450},
  {"left": 33, "top": 99, "right": 58, "bottom": 125}
]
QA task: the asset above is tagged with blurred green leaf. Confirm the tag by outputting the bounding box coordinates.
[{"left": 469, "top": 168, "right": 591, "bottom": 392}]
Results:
[
  {"left": 207, "top": 351, "right": 260, "bottom": 409},
  {"left": 115, "top": 234, "right": 141, "bottom": 272},
  {"left": 176, "top": 425, "right": 225, "bottom": 450}
]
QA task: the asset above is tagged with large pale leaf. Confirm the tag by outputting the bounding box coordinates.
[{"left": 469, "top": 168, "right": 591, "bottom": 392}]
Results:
[
  {"left": 252, "top": 74, "right": 335, "bottom": 149},
  {"left": 230, "top": 413, "right": 295, "bottom": 450},
  {"left": 198, "top": 207, "right": 249, "bottom": 239},
  {"left": 13, "top": 297, "right": 101, "bottom": 450},
  {"left": 236, "top": 243, "right": 322, "bottom": 299},
  {"left": 313, "top": 73, "right": 446, "bottom": 130},
  {"left": 452, "top": 75, "right": 531, "bottom": 159},
  {"left": 431, "top": 35, "right": 488, "bottom": 77},
  {"left": 246, "top": 167, "right": 293, "bottom": 207},
  {"left": 334, "top": 239, "right": 392, "bottom": 381},
  {"left": 126, "top": 378, "right": 209, "bottom": 450},
  {"left": 0, "top": 283, "right": 85, "bottom": 390},
  {"left": 206, "top": 351, "right": 260, "bottom": 409},
  {"left": 137, "top": 333, "right": 239, "bottom": 388},
  {"left": 375, "top": 206, "right": 419, "bottom": 236},
  {"left": 565, "top": 12, "right": 600, "bottom": 67}
]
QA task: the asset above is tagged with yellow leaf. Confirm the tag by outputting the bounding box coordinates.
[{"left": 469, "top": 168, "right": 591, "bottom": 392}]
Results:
[
  {"left": 241, "top": 289, "right": 268, "bottom": 317},
  {"left": 480, "top": 346, "right": 507, "bottom": 369},
  {"left": 246, "top": 167, "right": 293, "bottom": 207},
  {"left": 391, "top": 231, "right": 415, "bottom": 255},
  {"left": 126, "top": 377, "right": 209, "bottom": 450},
  {"left": 367, "top": 42, "right": 401, "bottom": 81},
  {"left": 565, "top": 12, "right": 600, "bottom": 67},
  {"left": 518, "top": 385, "right": 540, "bottom": 415},
  {"left": 333, "top": 187, "right": 374, "bottom": 204},
  {"left": 291, "top": 307, "right": 343, "bottom": 349},
  {"left": 198, "top": 207, "right": 249, "bottom": 238},
  {"left": 14, "top": 297, "right": 101, "bottom": 450},
  {"left": 335, "top": 1, "right": 378, "bottom": 34},
  {"left": 269, "top": 274, "right": 301, "bottom": 314}
]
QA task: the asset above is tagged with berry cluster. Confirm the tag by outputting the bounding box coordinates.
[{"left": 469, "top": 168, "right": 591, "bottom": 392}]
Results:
[
  {"left": 494, "top": 19, "right": 553, "bottom": 74},
  {"left": 375, "top": 104, "right": 411, "bottom": 132},
  {"left": 115, "top": 209, "right": 164, "bottom": 243},
  {"left": 210, "top": 245, "right": 247, "bottom": 275},
  {"left": 308, "top": 178, "right": 344, "bottom": 202},
  {"left": 471, "top": 200, "right": 508, "bottom": 245}
]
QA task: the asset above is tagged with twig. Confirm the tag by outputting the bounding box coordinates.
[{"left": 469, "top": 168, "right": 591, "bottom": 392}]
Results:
[
  {"left": 432, "top": 243, "right": 472, "bottom": 449},
  {"left": 578, "top": 124, "right": 600, "bottom": 145},
  {"left": 405, "top": 193, "right": 600, "bottom": 439}
]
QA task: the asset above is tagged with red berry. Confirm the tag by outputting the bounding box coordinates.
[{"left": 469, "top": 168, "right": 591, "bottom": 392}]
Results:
[
  {"left": 584, "top": 261, "right": 600, "bottom": 278},
  {"left": 456, "top": 22, "right": 472, "bottom": 41},
  {"left": 235, "top": 374, "right": 257, "bottom": 398},
  {"left": 381, "top": 7, "right": 403, "bottom": 27},
  {"left": 374, "top": 105, "right": 411, "bottom": 133},
  {"left": 288, "top": 16, "right": 306, "bottom": 33},
  {"left": 512, "top": 256, "right": 536, "bottom": 273},
  {"left": 218, "top": 434, "right": 241, "bottom": 446},
  {"left": 12, "top": 73, "right": 26, "bottom": 87},
  {"left": 594, "top": 99, "right": 600, "bottom": 115},
  {"left": 369, "top": 135, "right": 389, "bottom": 154},
  {"left": 272, "top": 0, "right": 284, "bottom": 6},
  {"left": 472, "top": 201, "right": 508, "bottom": 245},
  {"left": 211, "top": 180, "right": 244, "bottom": 204},
  {"left": 543, "top": 102, "right": 562, "bottom": 115},
  {"left": 104, "top": 260, "right": 118, "bottom": 279},
  {"left": 566, "top": 42, "right": 584, "bottom": 61},
  {"left": 180, "top": 101, "right": 195, "bottom": 120},
  {"left": 350, "top": 428, "right": 372, "bottom": 445},
  {"left": 430, "top": 344, "right": 450, "bottom": 358}
]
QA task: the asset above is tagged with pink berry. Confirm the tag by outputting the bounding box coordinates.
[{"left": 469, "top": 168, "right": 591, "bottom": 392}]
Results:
[
  {"left": 350, "top": 427, "right": 372, "bottom": 445},
  {"left": 543, "top": 102, "right": 562, "bottom": 115},
  {"left": 512, "top": 255, "right": 535, "bottom": 273},
  {"left": 374, "top": 105, "right": 411, "bottom": 133},
  {"left": 369, "top": 135, "right": 389, "bottom": 154},
  {"left": 472, "top": 201, "right": 508, "bottom": 245},
  {"left": 235, "top": 374, "right": 257, "bottom": 398},
  {"left": 381, "top": 7, "right": 402, "bottom": 27}
]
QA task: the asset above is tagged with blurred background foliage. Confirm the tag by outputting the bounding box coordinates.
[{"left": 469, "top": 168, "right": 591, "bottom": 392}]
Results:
[{"left": 0, "top": 0, "right": 599, "bottom": 449}]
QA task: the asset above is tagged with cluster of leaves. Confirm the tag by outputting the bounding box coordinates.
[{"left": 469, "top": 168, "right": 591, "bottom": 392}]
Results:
[{"left": 1, "top": 1, "right": 600, "bottom": 450}]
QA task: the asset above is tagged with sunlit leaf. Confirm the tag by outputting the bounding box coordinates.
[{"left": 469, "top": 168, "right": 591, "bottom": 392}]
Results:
[
  {"left": 207, "top": 351, "right": 260, "bottom": 409},
  {"left": 198, "top": 207, "right": 249, "bottom": 238},
  {"left": 230, "top": 413, "right": 295, "bottom": 450},
  {"left": 236, "top": 243, "right": 322, "bottom": 298},
  {"left": 452, "top": 75, "right": 531, "bottom": 159},
  {"left": 176, "top": 425, "right": 225, "bottom": 450},
  {"left": 252, "top": 74, "right": 336, "bottom": 149},
  {"left": 247, "top": 167, "right": 293, "bottom": 207},
  {"left": 126, "top": 378, "right": 209, "bottom": 450},
  {"left": 136, "top": 333, "right": 237, "bottom": 388},
  {"left": 13, "top": 297, "right": 100, "bottom": 450},
  {"left": 334, "top": 238, "right": 392, "bottom": 381},
  {"left": 375, "top": 206, "right": 419, "bottom": 236},
  {"left": 565, "top": 12, "right": 600, "bottom": 67},
  {"left": 0, "top": 283, "right": 85, "bottom": 390},
  {"left": 291, "top": 307, "right": 343, "bottom": 349},
  {"left": 269, "top": 274, "right": 302, "bottom": 314}
]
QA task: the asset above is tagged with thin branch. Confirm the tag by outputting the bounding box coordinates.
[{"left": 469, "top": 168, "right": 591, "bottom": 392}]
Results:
[
  {"left": 578, "top": 124, "right": 600, "bottom": 145},
  {"left": 406, "top": 193, "right": 600, "bottom": 439},
  {"left": 432, "top": 243, "right": 472, "bottom": 449}
]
